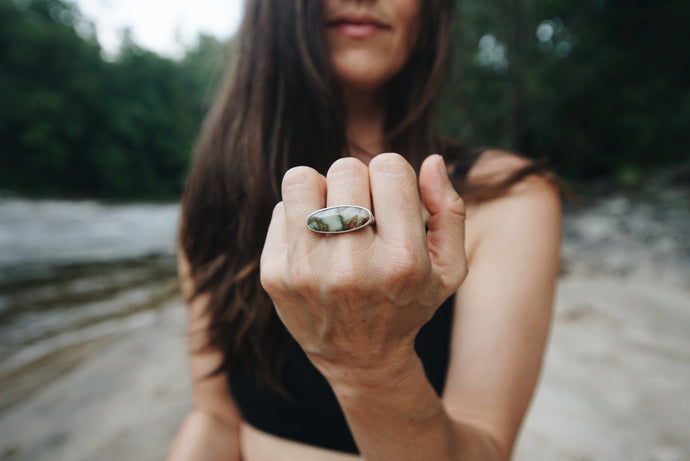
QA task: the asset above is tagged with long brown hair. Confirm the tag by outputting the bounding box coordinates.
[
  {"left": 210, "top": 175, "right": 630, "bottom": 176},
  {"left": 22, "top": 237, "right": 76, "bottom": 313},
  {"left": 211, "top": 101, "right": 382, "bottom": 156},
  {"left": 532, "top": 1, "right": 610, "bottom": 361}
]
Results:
[{"left": 180, "top": 0, "right": 545, "bottom": 390}]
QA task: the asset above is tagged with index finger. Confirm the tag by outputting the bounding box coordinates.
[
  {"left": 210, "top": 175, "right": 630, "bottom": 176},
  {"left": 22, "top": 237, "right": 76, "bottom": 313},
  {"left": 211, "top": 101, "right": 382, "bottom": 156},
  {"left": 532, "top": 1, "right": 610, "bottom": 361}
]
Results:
[{"left": 281, "top": 166, "right": 327, "bottom": 248}]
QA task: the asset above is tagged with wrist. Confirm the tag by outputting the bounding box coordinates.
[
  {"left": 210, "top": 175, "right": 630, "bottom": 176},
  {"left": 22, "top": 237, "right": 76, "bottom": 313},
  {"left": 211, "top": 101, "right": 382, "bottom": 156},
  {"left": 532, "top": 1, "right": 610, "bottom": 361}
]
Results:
[
  {"left": 324, "top": 352, "right": 450, "bottom": 446},
  {"left": 318, "top": 346, "right": 423, "bottom": 397}
]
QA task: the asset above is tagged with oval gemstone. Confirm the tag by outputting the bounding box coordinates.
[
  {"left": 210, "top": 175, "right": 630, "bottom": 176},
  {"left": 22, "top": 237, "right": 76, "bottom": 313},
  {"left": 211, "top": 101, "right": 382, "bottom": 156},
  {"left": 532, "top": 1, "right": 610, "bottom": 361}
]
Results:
[{"left": 307, "top": 206, "right": 371, "bottom": 233}]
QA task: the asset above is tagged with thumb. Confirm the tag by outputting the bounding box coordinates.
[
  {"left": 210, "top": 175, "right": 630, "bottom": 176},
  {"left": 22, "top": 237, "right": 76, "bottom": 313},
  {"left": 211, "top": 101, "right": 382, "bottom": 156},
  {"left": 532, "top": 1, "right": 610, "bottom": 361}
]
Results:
[{"left": 419, "top": 155, "right": 467, "bottom": 291}]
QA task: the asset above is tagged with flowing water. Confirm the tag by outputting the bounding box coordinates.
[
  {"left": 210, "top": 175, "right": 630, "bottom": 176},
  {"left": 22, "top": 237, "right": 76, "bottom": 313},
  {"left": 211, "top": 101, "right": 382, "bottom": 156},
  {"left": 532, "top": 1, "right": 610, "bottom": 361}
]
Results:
[{"left": 0, "top": 198, "right": 181, "bottom": 411}]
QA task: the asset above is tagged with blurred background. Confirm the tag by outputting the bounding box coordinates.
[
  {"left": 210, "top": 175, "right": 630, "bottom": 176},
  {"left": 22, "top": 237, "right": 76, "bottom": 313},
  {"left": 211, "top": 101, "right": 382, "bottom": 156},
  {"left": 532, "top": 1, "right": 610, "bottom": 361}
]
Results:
[{"left": 0, "top": 0, "right": 688, "bottom": 460}]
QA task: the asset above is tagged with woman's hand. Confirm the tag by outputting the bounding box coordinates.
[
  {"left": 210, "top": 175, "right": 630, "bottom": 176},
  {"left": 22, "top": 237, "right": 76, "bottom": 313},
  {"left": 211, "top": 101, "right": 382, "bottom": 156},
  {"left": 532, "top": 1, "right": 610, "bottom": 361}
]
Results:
[{"left": 260, "top": 153, "right": 467, "bottom": 385}]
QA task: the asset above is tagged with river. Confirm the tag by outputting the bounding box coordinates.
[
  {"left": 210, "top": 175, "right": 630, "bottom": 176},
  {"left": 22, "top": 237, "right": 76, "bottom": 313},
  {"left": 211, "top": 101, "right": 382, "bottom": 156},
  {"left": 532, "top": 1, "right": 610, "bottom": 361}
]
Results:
[{"left": 0, "top": 198, "right": 181, "bottom": 412}]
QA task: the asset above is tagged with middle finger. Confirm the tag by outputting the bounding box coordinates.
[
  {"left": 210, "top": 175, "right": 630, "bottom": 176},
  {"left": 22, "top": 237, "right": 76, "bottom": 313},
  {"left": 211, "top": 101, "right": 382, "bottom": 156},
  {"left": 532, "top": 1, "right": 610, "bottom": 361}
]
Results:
[{"left": 326, "top": 157, "right": 372, "bottom": 212}]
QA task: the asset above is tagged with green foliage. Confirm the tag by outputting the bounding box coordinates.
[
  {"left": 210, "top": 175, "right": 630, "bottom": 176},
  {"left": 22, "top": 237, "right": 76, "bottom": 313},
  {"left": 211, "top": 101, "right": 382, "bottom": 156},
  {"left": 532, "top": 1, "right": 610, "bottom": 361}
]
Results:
[
  {"left": 0, "top": 0, "right": 230, "bottom": 198},
  {"left": 440, "top": 0, "right": 690, "bottom": 182},
  {"left": 0, "top": 0, "right": 687, "bottom": 198}
]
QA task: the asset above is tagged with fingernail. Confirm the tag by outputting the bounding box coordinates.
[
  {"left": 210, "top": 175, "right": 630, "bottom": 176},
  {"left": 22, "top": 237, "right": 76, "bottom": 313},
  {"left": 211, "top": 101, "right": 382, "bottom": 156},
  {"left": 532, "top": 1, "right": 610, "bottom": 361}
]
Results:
[{"left": 436, "top": 155, "right": 449, "bottom": 180}]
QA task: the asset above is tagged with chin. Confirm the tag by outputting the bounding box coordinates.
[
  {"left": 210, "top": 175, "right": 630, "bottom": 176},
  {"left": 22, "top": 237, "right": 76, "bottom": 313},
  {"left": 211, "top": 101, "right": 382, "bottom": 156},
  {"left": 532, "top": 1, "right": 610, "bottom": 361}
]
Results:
[
  {"left": 337, "top": 72, "right": 391, "bottom": 92},
  {"left": 331, "top": 56, "right": 401, "bottom": 92}
]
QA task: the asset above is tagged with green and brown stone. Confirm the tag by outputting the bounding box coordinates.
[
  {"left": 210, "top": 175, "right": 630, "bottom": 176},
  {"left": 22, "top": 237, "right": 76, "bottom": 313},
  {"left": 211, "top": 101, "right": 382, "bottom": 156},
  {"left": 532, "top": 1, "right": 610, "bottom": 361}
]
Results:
[{"left": 307, "top": 206, "right": 372, "bottom": 233}]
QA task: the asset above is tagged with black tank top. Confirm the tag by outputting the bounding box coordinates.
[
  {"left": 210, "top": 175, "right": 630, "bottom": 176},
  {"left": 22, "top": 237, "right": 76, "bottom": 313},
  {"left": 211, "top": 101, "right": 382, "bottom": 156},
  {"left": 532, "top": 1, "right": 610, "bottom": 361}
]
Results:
[
  {"left": 227, "top": 295, "right": 455, "bottom": 454},
  {"left": 227, "top": 152, "right": 479, "bottom": 454}
]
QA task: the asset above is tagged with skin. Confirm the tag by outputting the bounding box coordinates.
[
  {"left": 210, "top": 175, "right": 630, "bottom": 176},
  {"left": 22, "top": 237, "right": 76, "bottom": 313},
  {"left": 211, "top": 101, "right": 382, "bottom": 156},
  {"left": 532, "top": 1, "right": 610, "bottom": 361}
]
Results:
[
  {"left": 167, "top": 1, "right": 561, "bottom": 460},
  {"left": 324, "top": 0, "right": 421, "bottom": 90},
  {"left": 322, "top": 0, "right": 422, "bottom": 155}
]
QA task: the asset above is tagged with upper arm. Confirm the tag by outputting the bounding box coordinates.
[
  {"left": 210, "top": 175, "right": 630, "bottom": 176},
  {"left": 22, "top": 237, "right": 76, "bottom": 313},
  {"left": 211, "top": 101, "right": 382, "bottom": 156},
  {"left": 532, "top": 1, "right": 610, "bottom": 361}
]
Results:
[
  {"left": 441, "top": 151, "right": 562, "bottom": 455},
  {"left": 178, "top": 252, "right": 243, "bottom": 430}
]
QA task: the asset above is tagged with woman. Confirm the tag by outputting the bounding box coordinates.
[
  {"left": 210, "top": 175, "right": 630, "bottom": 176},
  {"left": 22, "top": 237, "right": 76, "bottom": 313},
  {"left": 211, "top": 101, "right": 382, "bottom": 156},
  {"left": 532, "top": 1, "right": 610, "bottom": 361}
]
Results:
[{"left": 168, "top": 0, "right": 561, "bottom": 460}]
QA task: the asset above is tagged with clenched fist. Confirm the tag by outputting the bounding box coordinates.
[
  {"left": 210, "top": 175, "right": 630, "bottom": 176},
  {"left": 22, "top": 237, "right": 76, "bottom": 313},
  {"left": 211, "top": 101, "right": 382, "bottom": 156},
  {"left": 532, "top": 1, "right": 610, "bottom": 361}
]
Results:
[{"left": 260, "top": 153, "right": 467, "bottom": 385}]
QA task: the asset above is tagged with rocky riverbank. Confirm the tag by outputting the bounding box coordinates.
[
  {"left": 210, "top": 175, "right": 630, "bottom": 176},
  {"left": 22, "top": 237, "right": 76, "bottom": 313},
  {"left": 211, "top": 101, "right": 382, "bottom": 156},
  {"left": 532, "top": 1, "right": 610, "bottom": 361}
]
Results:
[{"left": 561, "top": 193, "right": 689, "bottom": 288}]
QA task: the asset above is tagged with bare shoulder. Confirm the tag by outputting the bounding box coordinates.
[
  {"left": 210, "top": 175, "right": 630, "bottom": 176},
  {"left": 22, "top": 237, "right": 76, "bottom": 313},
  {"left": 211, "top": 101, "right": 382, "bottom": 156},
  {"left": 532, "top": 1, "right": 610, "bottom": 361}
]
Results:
[
  {"left": 467, "top": 149, "right": 531, "bottom": 177},
  {"left": 467, "top": 149, "right": 560, "bottom": 213},
  {"left": 464, "top": 150, "right": 562, "bottom": 259}
]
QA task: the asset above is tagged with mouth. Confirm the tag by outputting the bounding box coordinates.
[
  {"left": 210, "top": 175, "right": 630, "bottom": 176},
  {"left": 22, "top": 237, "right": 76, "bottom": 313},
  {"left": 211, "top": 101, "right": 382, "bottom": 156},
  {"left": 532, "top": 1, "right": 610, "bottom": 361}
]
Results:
[{"left": 326, "top": 12, "right": 390, "bottom": 38}]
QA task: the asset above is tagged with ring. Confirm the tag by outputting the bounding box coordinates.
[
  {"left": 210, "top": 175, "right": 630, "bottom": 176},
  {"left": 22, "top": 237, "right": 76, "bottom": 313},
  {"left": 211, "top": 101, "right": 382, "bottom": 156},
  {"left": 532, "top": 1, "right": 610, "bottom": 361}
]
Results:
[{"left": 306, "top": 205, "right": 375, "bottom": 234}]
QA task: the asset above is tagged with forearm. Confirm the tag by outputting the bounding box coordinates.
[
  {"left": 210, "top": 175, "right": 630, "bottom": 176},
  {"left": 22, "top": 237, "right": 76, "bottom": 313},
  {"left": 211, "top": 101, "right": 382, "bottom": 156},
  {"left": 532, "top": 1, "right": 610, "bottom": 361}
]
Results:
[
  {"left": 166, "top": 411, "right": 242, "bottom": 461},
  {"left": 326, "top": 354, "right": 507, "bottom": 461}
]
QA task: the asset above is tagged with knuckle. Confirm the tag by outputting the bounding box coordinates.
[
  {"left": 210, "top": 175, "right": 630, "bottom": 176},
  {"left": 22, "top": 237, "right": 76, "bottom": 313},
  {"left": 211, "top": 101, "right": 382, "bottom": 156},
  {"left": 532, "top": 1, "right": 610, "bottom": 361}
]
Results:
[
  {"left": 321, "top": 245, "right": 377, "bottom": 297},
  {"left": 327, "top": 157, "right": 368, "bottom": 180},
  {"left": 325, "top": 266, "right": 365, "bottom": 296},
  {"left": 391, "top": 262, "right": 425, "bottom": 288},
  {"left": 282, "top": 166, "right": 320, "bottom": 191},
  {"left": 385, "top": 246, "right": 427, "bottom": 289},
  {"left": 272, "top": 201, "right": 285, "bottom": 217},
  {"left": 369, "top": 153, "right": 413, "bottom": 176},
  {"left": 459, "top": 264, "right": 469, "bottom": 283},
  {"left": 287, "top": 262, "right": 317, "bottom": 294},
  {"left": 447, "top": 194, "right": 466, "bottom": 217},
  {"left": 260, "top": 263, "right": 286, "bottom": 296},
  {"left": 445, "top": 263, "right": 468, "bottom": 292}
]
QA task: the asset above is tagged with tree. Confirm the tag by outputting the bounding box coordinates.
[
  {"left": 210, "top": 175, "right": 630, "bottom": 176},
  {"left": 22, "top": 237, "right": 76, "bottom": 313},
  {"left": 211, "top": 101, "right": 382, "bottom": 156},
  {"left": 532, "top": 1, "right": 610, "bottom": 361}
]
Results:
[
  {"left": 0, "top": 0, "right": 232, "bottom": 198},
  {"left": 439, "top": 0, "right": 690, "bottom": 183}
]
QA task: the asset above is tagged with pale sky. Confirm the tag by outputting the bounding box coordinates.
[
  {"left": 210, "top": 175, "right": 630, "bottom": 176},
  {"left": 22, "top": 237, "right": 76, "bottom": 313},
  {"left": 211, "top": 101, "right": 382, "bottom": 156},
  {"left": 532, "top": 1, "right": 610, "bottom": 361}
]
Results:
[{"left": 71, "top": 0, "right": 244, "bottom": 59}]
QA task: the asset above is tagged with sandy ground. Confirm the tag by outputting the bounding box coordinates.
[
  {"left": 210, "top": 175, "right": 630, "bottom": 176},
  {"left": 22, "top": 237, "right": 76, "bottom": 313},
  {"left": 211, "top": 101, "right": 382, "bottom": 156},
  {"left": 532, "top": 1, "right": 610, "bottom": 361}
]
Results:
[
  {"left": 514, "top": 276, "right": 689, "bottom": 461},
  {"left": 0, "top": 300, "right": 189, "bottom": 461},
  {"left": 1, "top": 273, "right": 688, "bottom": 461}
]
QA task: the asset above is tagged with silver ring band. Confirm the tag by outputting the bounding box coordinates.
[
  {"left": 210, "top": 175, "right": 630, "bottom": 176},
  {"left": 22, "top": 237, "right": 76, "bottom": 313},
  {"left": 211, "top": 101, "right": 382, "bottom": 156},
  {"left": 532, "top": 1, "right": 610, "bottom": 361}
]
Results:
[{"left": 306, "top": 205, "right": 375, "bottom": 234}]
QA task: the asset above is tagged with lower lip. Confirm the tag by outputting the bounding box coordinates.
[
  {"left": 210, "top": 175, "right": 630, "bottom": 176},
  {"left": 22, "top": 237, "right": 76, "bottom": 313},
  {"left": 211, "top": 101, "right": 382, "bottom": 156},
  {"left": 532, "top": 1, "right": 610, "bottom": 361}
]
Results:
[{"left": 331, "top": 23, "right": 385, "bottom": 39}]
